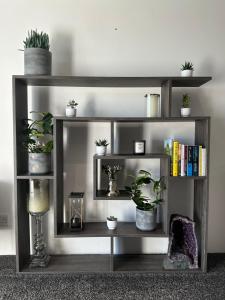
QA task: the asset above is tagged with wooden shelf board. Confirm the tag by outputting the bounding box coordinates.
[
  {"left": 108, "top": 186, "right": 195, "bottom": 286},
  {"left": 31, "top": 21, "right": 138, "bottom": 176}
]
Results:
[
  {"left": 94, "top": 153, "right": 169, "bottom": 159},
  {"left": 95, "top": 190, "right": 130, "bottom": 200},
  {"left": 54, "top": 116, "right": 210, "bottom": 123},
  {"left": 13, "top": 75, "right": 211, "bottom": 87},
  {"left": 21, "top": 255, "right": 110, "bottom": 273},
  {"left": 169, "top": 176, "right": 207, "bottom": 180},
  {"left": 17, "top": 172, "right": 55, "bottom": 179},
  {"left": 56, "top": 222, "right": 166, "bottom": 238}
]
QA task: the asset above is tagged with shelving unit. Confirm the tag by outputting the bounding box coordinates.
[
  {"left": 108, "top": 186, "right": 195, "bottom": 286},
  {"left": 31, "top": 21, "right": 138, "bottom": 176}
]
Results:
[{"left": 13, "top": 75, "right": 211, "bottom": 273}]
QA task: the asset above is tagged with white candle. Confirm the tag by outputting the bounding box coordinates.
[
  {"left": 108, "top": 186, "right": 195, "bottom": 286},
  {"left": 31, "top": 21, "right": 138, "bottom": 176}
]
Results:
[
  {"left": 28, "top": 180, "right": 49, "bottom": 214},
  {"left": 145, "top": 94, "right": 160, "bottom": 117}
]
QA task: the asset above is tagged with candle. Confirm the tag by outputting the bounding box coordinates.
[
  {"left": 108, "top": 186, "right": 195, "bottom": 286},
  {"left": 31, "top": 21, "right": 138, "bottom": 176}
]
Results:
[
  {"left": 145, "top": 94, "right": 160, "bottom": 117},
  {"left": 28, "top": 180, "right": 49, "bottom": 214}
]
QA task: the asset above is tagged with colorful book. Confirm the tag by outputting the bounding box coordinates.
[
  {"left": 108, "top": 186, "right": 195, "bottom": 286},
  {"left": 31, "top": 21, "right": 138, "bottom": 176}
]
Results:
[
  {"left": 178, "top": 143, "right": 182, "bottom": 176},
  {"left": 187, "top": 146, "right": 193, "bottom": 176},
  {"left": 192, "top": 146, "right": 199, "bottom": 176},
  {"left": 164, "top": 138, "right": 173, "bottom": 176},
  {"left": 202, "top": 148, "right": 207, "bottom": 176},
  {"left": 181, "top": 144, "right": 185, "bottom": 176},
  {"left": 172, "top": 141, "right": 179, "bottom": 176},
  {"left": 198, "top": 146, "right": 202, "bottom": 176}
]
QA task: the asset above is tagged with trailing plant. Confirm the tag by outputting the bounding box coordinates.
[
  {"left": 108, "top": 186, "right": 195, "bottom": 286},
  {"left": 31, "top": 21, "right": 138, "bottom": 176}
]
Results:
[
  {"left": 23, "top": 29, "right": 50, "bottom": 50},
  {"left": 102, "top": 165, "right": 122, "bottom": 180},
  {"left": 107, "top": 216, "right": 117, "bottom": 221},
  {"left": 182, "top": 94, "right": 191, "bottom": 108},
  {"left": 67, "top": 100, "right": 78, "bottom": 108},
  {"left": 125, "top": 170, "right": 166, "bottom": 211},
  {"left": 95, "top": 139, "right": 109, "bottom": 147},
  {"left": 24, "top": 112, "right": 53, "bottom": 153},
  {"left": 181, "top": 61, "right": 194, "bottom": 71}
]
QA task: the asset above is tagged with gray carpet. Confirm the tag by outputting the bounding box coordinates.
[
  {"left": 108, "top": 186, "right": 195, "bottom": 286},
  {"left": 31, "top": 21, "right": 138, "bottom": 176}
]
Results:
[{"left": 0, "top": 255, "right": 225, "bottom": 300}]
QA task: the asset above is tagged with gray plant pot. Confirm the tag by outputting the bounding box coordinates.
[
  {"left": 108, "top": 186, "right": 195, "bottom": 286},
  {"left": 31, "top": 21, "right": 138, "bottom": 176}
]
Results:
[
  {"left": 24, "top": 48, "right": 52, "bottom": 75},
  {"left": 136, "top": 207, "right": 157, "bottom": 231},
  {"left": 29, "top": 153, "right": 51, "bottom": 175}
]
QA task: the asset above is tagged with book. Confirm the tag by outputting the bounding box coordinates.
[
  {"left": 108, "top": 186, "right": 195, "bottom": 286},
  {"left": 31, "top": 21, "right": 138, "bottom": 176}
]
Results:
[
  {"left": 187, "top": 146, "right": 193, "bottom": 176},
  {"left": 172, "top": 141, "right": 179, "bottom": 176},
  {"left": 181, "top": 144, "right": 185, "bottom": 176},
  {"left": 198, "top": 146, "right": 202, "bottom": 176},
  {"left": 192, "top": 146, "right": 199, "bottom": 176},
  {"left": 164, "top": 138, "right": 173, "bottom": 176},
  {"left": 178, "top": 143, "right": 182, "bottom": 176},
  {"left": 202, "top": 148, "right": 207, "bottom": 176}
]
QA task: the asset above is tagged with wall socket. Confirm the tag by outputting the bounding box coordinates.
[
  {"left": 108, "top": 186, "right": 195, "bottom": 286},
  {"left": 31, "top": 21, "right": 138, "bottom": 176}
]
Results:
[{"left": 0, "top": 214, "right": 8, "bottom": 226}]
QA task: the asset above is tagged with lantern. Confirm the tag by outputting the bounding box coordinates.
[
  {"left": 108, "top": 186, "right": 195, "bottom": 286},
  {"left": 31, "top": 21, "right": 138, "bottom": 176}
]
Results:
[{"left": 69, "top": 192, "right": 84, "bottom": 231}]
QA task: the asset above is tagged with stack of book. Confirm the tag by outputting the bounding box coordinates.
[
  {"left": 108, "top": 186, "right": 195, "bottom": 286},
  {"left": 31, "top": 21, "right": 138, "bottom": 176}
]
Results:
[{"left": 164, "top": 138, "right": 207, "bottom": 177}]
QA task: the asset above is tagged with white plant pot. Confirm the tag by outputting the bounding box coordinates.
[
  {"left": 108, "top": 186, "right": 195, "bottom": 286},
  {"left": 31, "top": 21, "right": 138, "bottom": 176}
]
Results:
[
  {"left": 96, "top": 145, "right": 107, "bottom": 156},
  {"left": 181, "top": 70, "right": 193, "bottom": 77},
  {"left": 65, "top": 107, "right": 77, "bottom": 117},
  {"left": 107, "top": 219, "right": 117, "bottom": 230},
  {"left": 181, "top": 107, "right": 191, "bottom": 117}
]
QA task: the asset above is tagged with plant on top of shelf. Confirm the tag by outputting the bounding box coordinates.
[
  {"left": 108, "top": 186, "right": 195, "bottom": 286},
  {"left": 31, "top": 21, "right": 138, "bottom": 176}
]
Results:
[
  {"left": 106, "top": 216, "right": 117, "bottom": 230},
  {"left": 181, "top": 94, "right": 191, "bottom": 117},
  {"left": 65, "top": 100, "right": 79, "bottom": 117},
  {"left": 181, "top": 61, "right": 194, "bottom": 77},
  {"left": 102, "top": 164, "right": 122, "bottom": 197},
  {"left": 22, "top": 29, "right": 52, "bottom": 75},
  {"left": 24, "top": 111, "right": 53, "bottom": 174},
  {"left": 95, "top": 139, "right": 109, "bottom": 156},
  {"left": 125, "top": 170, "right": 166, "bottom": 231}
]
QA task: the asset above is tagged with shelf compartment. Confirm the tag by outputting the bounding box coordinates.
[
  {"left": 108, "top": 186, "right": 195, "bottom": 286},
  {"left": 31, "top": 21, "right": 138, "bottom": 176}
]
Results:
[
  {"left": 56, "top": 222, "right": 166, "bottom": 238},
  {"left": 21, "top": 254, "right": 111, "bottom": 273},
  {"left": 94, "top": 153, "right": 169, "bottom": 159},
  {"left": 13, "top": 75, "right": 212, "bottom": 88},
  {"left": 96, "top": 189, "right": 130, "bottom": 200},
  {"left": 17, "top": 172, "right": 55, "bottom": 180}
]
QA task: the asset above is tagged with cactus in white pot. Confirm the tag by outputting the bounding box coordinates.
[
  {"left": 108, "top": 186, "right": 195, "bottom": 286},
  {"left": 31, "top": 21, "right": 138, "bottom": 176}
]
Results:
[
  {"left": 95, "top": 139, "right": 109, "bottom": 155},
  {"left": 181, "top": 94, "right": 191, "bottom": 117},
  {"left": 65, "top": 100, "right": 78, "bottom": 117},
  {"left": 181, "top": 61, "right": 194, "bottom": 77}
]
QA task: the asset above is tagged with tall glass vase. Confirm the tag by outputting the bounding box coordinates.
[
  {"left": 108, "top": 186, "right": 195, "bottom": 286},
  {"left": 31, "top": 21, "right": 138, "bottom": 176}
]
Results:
[{"left": 28, "top": 179, "right": 50, "bottom": 268}]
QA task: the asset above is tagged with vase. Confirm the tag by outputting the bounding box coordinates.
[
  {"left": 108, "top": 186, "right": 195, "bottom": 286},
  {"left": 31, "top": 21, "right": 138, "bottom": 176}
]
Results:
[
  {"left": 145, "top": 93, "right": 160, "bottom": 117},
  {"left": 29, "top": 153, "right": 51, "bottom": 175},
  {"left": 24, "top": 48, "right": 52, "bottom": 75},
  {"left": 107, "top": 179, "right": 119, "bottom": 197},
  {"left": 136, "top": 207, "right": 157, "bottom": 231}
]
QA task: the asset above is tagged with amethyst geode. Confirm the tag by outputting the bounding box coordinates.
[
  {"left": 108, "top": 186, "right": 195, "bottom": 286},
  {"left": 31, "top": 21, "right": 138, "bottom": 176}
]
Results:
[{"left": 166, "top": 214, "right": 198, "bottom": 269}]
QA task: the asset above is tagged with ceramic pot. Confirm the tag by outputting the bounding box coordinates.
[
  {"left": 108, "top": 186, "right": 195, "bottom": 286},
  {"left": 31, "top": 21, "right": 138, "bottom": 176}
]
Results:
[
  {"left": 107, "top": 219, "right": 117, "bottom": 230},
  {"left": 96, "top": 145, "right": 107, "bottom": 156},
  {"left": 136, "top": 207, "right": 157, "bottom": 231},
  {"left": 29, "top": 153, "right": 51, "bottom": 174},
  {"left": 24, "top": 48, "right": 52, "bottom": 75},
  {"left": 181, "top": 107, "right": 191, "bottom": 117},
  {"left": 181, "top": 70, "right": 193, "bottom": 77},
  {"left": 65, "top": 106, "right": 77, "bottom": 117}
]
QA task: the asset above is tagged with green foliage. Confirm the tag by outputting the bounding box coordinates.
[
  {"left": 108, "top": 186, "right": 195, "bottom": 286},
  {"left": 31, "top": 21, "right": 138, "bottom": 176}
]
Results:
[
  {"left": 107, "top": 216, "right": 117, "bottom": 221},
  {"left": 125, "top": 170, "right": 166, "bottom": 211},
  {"left": 182, "top": 94, "right": 191, "bottom": 108},
  {"left": 24, "top": 111, "right": 53, "bottom": 153},
  {"left": 23, "top": 29, "right": 50, "bottom": 50},
  {"left": 181, "top": 61, "right": 194, "bottom": 71},
  {"left": 67, "top": 100, "right": 78, "bottom": 108},
  {"left": 95, "top": 139, "right": 109, "bottom": 147}
]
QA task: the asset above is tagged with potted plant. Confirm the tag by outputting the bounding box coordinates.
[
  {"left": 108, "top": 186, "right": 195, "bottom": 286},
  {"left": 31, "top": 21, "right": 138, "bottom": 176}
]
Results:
[
  {"left": 181, "top": 94, "right": 191, "bottom": 117},
  {"left": 23, "top": 29, "right": 52, "bottom": 75},
  {"left": 181, "top": 61, "right": 194, "bottom": 77},
  {"left": 65, "top": 100, "right": 78, "bottom": 117},
  {"left": 107, "top": 216, "right": 117, "bottom": 230},
  {"left": 125, "top": 170, "right": 166, "bottom": 231},
  {"left": 95, "top": 139, "right": 109, "bottom": 155},
  {"left": 24, "top": 112, "right": 53, "bottom": 174}
]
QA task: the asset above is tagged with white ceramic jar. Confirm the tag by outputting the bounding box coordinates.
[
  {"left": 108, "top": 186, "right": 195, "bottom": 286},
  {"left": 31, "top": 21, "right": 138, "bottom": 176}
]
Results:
[
  {"left": 107, "top": 218, "right": 117, "bottom": 230},
  {"left": 96, "top": 145, "right": 107, "bottom": 156},
  {"left": 181, "top": 107, "right": 191, "bottom": 117},
  {"left": 65, "top": 106, "right": 77, "bottom": 117},
  {"left": 181, "top": 70, "right": 193, "bottom": 77}
]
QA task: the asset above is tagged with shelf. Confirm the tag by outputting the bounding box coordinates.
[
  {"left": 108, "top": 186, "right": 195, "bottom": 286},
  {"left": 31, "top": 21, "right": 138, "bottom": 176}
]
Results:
[
  {"left": 95, "top": 190, "right": 130, "bottom": 200},
  {"left": 17, "top": 172, "right": 55, "bottom": 180},
  {"left": 94, "top": 153, "right": 169, "bottom": 159},
  {"left": 169, "top": 176, "right": 207, "bottom": 180},
  {"left": 13, "top": 75, "right": 211, "bottom": 87},
  {"left": 21, "top": 255, "right": 110, "bottom": 273},
  {"left": 57, "top": 222, "right": 166, "bottom": 238},
  {"left": 54, "top": 116, "right": 210, "bottom": 123}
]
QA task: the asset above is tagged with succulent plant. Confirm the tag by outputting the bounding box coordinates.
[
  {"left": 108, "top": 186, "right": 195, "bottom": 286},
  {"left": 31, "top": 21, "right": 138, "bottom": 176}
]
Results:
[
  {"left": 67, "top": 100, "right": 78, "bottom": 108},
  {"left": 182, "top": 94, "right": 191, "bottom": 108},
  {"left": 181, "top": 61, "right": 194, "bottom": 71},
  {"left": 95, "top": 139, "right": 109, "bottom": 147},
  {"left": 107, "top": 216, "right": 117, "bottom": 221},
  {"left": 23, "top": 29, "right": 50, "bottom": 50}
]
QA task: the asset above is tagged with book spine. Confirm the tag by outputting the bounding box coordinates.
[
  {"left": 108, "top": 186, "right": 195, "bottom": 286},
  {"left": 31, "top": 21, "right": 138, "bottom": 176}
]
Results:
[
  {"left": 184, "top": 145, "right": 188, "bottom": 176},
  {"left": 193, "top": 146, "right": 199, "bottom": 176},
  {"left": 198, "top": 146, "right": 202, "bottom": 176},
  {"left": 181, "top": 144, "right": 185, "bottom": 176},
  {"left": 202, "top": 148, "right": 207, "bottom": 176},
  {"left": 178, "top": 143, "right": 182, "bottom": 176},
  {"left": 187, "top": 146, "right": 193, "bottom": 176},
  {"left": 164, "top": 138, "right": 173, "bottom": 176},
  {"left": 172, "top": 141, "right": 179, "bottom": 176}
]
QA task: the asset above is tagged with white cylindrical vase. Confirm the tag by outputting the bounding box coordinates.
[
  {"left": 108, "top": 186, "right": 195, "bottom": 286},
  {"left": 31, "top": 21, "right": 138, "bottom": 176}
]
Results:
[{"left": 145, "top": 94, "right": 160, "bottom": 117}]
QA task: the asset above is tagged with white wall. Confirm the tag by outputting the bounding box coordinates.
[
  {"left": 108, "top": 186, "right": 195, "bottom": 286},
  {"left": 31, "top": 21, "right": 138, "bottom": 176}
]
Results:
[{"left": 0, "top": 0, "right": 225, "bottom": 254}]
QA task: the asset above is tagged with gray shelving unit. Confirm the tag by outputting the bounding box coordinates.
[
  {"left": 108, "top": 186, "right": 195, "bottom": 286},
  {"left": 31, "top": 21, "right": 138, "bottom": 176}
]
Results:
[{"left": 13, "top": 75, "right": 211, "bottom": 273}]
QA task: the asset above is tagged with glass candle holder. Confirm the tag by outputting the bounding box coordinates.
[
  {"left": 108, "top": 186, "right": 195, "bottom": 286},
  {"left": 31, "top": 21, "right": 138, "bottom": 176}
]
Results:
[
  {"left": 69, "top": 192, "right": 84, "bottom": 231},
  {"left": 28, "top": 179, "right": 50, "bottom": 268}
]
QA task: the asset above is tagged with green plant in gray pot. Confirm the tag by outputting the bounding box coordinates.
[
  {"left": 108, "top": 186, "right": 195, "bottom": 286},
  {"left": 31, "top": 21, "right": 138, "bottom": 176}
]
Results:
[
  {"left": 24, "top": 112, "right": 53, "bottom": 174},
  {"left": 125, "top": 170, "right": 166, "bottom": 231},
  {"left": 23, "top": 29, "right": 52, "bottom": 75}
]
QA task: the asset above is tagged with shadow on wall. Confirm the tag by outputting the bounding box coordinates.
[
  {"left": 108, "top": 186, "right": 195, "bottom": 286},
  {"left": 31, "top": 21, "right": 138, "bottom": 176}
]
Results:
[{"left": 0, "top": 181, "right": 13, "bottom": 229}]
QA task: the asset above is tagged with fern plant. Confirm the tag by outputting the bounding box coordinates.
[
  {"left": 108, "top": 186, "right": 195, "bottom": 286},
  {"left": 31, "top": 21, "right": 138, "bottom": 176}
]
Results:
[
  {"left": 23, "top": 30, "right": 50, "bottom": 50},
  {"left": 181, "top": 61, "right": 194, "bottom": 71}
]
